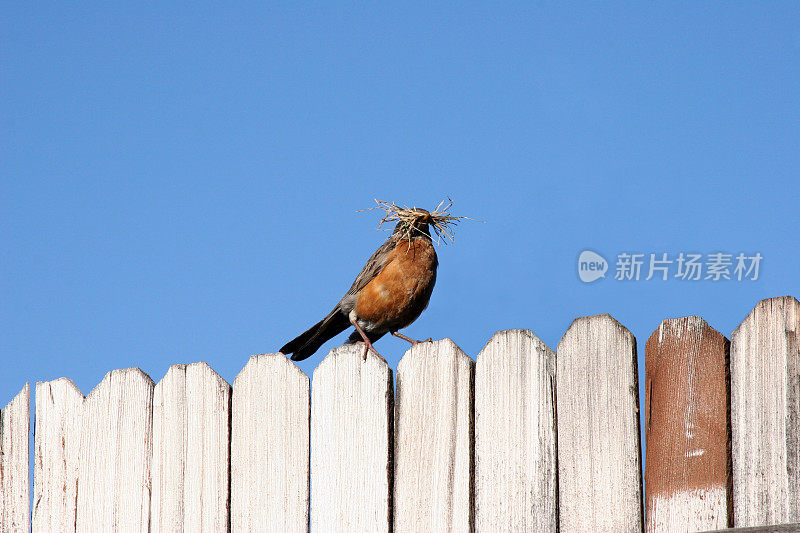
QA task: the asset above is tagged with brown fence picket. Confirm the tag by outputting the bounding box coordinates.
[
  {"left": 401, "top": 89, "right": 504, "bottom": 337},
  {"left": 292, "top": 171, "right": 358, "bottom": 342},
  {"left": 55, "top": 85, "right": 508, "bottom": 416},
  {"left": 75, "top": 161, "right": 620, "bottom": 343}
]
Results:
[{"left": 645, "top": 316, "right": 731, "bottom": 532}]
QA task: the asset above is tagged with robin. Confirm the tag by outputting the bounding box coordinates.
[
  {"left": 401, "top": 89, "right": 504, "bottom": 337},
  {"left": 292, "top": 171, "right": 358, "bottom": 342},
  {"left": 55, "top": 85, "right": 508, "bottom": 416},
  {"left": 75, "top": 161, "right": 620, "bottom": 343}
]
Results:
[{"left": 279, "top": 201, "right": 463, "bottom": 361}]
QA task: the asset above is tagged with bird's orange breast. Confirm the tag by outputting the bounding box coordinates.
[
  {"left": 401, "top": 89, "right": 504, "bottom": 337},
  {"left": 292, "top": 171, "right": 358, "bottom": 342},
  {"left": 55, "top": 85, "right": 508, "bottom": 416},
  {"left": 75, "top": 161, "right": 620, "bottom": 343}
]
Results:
[{"left": 355, "top": 239, "right": 437, "bottom": 325}]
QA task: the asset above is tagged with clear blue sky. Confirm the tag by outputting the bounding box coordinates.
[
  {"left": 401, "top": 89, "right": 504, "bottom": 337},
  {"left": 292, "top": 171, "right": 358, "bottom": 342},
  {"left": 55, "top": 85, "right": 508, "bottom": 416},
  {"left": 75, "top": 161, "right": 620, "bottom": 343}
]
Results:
[{"left": 2, "top": 2, "right": 798, "bottom": 407}]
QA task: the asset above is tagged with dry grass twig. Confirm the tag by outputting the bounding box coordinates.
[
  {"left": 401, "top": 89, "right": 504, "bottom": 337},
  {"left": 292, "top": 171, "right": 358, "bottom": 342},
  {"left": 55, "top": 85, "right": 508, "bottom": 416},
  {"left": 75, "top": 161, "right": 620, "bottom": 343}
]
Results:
[{"left": 361, "top": 198, "right": 477, "bottom": 244}]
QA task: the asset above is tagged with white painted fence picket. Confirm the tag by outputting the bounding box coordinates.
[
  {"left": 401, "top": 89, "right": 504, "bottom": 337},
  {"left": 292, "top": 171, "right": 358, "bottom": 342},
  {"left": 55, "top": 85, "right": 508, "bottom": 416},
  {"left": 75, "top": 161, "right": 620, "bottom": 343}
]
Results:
[
  {"left": 731, "top": 296, "right": 800, "bottom": 528},
  {"left": 1, "top": 296, "right": 798, "bottom": 532},
  {"left": 393, "top": 339, "right": 474, "bottom": 532},
  {"left": 32, "top": 378, "right": 82, "bottom": 532},
  {"left": 556, "top": 314, "right": 644, "bottom": 533},
  {"left": 474, "top": 329, "right": 557, "bottom": 532},
  {"left": 151, "top": 362, "right": 231, "bottom": 532},
  {"left": 310, "top": 345, "right": 392, "bottom": 533},
  {"left": 231, "top": 353, "right": 310, "bottom": 532},
  {"left": 0, "top": 384, "right": 29, "bottom": 533},
  {"left": 75, "top": 368, "right": 154, "bottom": 532}
]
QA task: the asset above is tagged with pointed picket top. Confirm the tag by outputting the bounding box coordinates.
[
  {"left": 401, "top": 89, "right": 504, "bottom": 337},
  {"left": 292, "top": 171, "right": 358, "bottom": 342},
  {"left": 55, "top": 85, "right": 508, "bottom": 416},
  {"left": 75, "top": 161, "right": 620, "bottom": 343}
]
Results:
[
  {"left": 234, "top": 351, "right": 310, "bottom": 384},
  {"left": 563, "top": 312, "right": 634, "bottom": 339},
  {"left": 1, "top": 383, "right": 30, "bottom": 533},
  {"left": 156, "top": 361, "right": 230, "bottom": 402},
  {"left": 394, "top": 338, "right": 474, "bottom": 532},
  {"left": 158, "top": 360, "right": 229, "bottom": 386},
  {"left": 731, "top": 296, "right": 800, "bottom": 527},
  {"left": 311, "top": 344, "right": 392, "bottom": 532},
  {"left": 731, "top": 295, "right": 799, "bottom": 338},
  {"left": 644, "top": 316, "right": 731, "bottom": 532},
  {"left": 36, "top": 376, "right": 84, "bottom": 398},
  {"left": 313, "top": 342, "right": 391, "bottom": 380},
  {"left": 396, "top": 336, "right": 473, "bottom": 374},
  {"left": 83, "top": 366, "right": 156, "bottom": 399},
  {"left": 152, "top": 362, "right": 232, "bottom": 532},
  {"left": 475, "top": 329, "right": 557, "bottom": 532},
  {"left": 477, "top": 328, "right": 553, "bottom": 360},
  {"left": 231, "top": 353, "right": 310, "bottom": 532},
  {"left": 557, "top": 313, "right": 643, "bottom": 533},
  {"left": 32, "top": 378, "right": 84, "bottom": 533},
  {"left": 76, "top": 367, "right": 155, "bottom": 532}
]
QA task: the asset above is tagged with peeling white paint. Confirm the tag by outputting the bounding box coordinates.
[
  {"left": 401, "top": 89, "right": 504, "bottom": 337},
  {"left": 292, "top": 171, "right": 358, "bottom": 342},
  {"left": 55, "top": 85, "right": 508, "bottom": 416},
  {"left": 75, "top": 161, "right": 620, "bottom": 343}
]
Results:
[{"left": 647, "top": 486, "right": 727, "bottom": 532}]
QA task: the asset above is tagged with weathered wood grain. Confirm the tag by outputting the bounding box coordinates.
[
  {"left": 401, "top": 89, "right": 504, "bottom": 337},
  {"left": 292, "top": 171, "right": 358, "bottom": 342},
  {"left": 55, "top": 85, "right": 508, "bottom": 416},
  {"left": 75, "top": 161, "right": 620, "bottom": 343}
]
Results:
[
  {"left": 231, "top": 353, "right": 310, "bottom": 532},
  {"left": 32, "top": 378, "right": 84, "bottom": 532},
  {"left": 394, "top": 338, "right": 474, "bottom": 532},
  {"left": 557, "top": 314, "right": 643, "bottom": 533},
  {"left": 474, "top": 329, "right": 556, "bottom": 533},
  {"left": 151, "top": 362, "right": 232, "bottom": 532},
  {"left": 76, "top": 368, "right": 155, "bottom": 532},
  {"left": 644, "top": 316, "right": 731, "bottom": 532},
  {"left": 0, "top": 384, "right": 30, "bottom": 533},
  {"left": 310, "top": 345, "right": 392, "bottom": 532},
  {"left": 704, "top": 523, "right": 800, "bottom": 532},
  {"left": 731, "top": 296, "right": 800, "bottom": 527}
]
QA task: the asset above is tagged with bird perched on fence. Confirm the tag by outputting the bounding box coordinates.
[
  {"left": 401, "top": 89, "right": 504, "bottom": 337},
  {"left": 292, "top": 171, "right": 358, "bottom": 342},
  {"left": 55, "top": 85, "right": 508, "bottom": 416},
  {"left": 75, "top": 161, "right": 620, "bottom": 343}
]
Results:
[{"left": 279, "top": 199, "right": 468, "bottom": 361}]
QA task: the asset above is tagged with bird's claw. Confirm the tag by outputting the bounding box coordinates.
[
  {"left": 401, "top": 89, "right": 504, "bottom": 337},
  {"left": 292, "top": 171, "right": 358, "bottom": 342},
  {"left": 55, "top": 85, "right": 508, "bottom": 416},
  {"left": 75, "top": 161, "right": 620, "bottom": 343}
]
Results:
[
  {"left": 392, "top": 331, "right": 434, "bottom": 346},
  {"left": 355, "top": 340, "right": 383, "bottom": 362}
]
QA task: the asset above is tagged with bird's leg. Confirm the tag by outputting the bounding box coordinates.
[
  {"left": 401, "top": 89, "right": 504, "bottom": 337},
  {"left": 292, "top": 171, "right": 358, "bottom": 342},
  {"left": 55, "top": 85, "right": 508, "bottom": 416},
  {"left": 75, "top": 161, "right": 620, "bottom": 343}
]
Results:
[
  {"left": 392, "top": 331, "right": 433, "bottom": 345},
  {"left": 349, "top": 314, "right": 381, "bottom": 361}
]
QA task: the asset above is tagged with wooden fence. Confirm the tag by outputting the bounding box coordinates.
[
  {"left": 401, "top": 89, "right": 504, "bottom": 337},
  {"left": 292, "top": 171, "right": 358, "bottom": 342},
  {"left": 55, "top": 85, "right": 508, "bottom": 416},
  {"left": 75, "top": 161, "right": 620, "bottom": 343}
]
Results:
[{"left": 0, "top": 295, "right": 798, "bottom": 532}]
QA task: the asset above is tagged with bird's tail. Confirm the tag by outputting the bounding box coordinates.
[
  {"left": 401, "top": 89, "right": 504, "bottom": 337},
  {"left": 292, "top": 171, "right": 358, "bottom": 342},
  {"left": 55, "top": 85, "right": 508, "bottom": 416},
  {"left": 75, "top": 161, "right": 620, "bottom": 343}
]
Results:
[{"left": 279, "top": 308, "right": 350, "bottom": 361}]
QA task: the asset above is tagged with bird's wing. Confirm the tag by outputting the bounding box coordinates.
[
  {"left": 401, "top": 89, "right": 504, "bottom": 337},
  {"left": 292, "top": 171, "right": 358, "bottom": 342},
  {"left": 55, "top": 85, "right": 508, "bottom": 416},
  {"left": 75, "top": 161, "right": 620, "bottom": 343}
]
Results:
[{"left": 343, "top": 234, "right": 397, "bottom": 297}]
